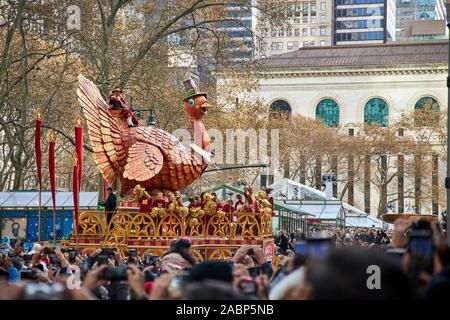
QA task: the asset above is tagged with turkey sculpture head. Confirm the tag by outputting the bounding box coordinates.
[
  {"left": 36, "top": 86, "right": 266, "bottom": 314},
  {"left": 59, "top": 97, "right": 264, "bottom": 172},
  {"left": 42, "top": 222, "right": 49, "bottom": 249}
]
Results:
[
  {"left": 77, "top": 74, "right": 212, "bottom": 196},
  {"left": 184, "top": 94, "right": 211, "bottom": 119}
]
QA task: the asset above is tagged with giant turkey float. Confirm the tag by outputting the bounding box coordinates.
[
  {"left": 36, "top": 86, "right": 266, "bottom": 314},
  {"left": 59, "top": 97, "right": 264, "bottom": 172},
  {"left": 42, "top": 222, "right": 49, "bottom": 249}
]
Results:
[{"left": 59, "top": 75, "right": 275, "bottom": 262}]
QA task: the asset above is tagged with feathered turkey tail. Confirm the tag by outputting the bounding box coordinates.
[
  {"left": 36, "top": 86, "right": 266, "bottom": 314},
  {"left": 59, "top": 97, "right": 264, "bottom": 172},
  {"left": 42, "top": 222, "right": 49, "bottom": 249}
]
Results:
[{"left": 76, "top": 74, "right": 122, "bottom": 190}]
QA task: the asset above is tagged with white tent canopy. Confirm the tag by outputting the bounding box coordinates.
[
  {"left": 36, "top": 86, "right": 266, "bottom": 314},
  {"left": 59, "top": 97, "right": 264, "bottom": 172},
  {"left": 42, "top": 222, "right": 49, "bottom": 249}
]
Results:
[
  {"left": 270, "top": 178, "right": 325, "bottom": 201},
  {"left": 269, "top": 179, "right": 385, "bottom": 228},
  {"left": 270, "top": 179, "right": 367, "bottom": 215},
  {"left": 281, "top": 200, "right": 345, "bottom": 221},
  {"left": 0, "top": 191, "right": 99, "bottom": 210},
  {"left": 345, "top": 215, "right": 384, "bottom": 228}
]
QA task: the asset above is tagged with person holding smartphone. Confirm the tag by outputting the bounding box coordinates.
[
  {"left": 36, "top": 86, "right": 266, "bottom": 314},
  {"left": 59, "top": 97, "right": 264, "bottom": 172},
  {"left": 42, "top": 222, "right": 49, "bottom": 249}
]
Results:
[{"left": 230, "top": 245, "right": 272, "bottom": 278}]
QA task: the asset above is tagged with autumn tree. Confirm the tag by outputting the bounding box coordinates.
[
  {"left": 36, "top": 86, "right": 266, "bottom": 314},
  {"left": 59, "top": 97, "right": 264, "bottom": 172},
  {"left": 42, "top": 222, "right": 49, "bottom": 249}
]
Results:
[
  {"left": 0, "top": 0, "right": 84, "bottom": 190},
  {"left": 397, "top": 108, "right": 447, "bottom": 213},
  {"left": 0, "top": 0, "right": 291, "bottom": 193}
]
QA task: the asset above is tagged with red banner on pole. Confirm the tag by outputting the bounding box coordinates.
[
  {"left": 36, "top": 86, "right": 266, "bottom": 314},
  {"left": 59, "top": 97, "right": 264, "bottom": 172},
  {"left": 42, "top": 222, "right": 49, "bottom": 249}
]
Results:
[
  {"left": 75, "top": 115, "right": 83, "bottom": 191},
  {"left": 72, "top": 156, "right": 79, "bottom": 241},
  {"left": 48, "top": 130, "right": 57, "bottom": 244},
  {"left": 35, "top": 110, "right": 42, "bottom": 190},
  {"left": 35, "top": 110, "right": 42, "bottom": 242},
  {"left": 48, "top": 130, "right": 56, "bottom": 210}
]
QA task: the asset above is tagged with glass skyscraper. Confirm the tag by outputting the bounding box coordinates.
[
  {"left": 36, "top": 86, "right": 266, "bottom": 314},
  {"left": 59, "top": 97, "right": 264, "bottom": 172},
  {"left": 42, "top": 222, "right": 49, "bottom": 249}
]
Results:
[
  {"left": 395, "top": 0, "right": 446, "bottom": 39},
  {"left": 216, "top": 1, "right": 255, "bottom": 62},
  {"left": 334, "top": 0, "right": 396, "bottom": 45}
]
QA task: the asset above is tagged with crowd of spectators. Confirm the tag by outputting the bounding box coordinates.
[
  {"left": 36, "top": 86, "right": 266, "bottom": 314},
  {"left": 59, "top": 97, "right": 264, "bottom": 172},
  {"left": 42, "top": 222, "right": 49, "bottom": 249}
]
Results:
[
  {"left": 274, "top": 226, "right": 389, "bottom": 256},
  {"left": 1, "top": 218, "right": 449, "bottom": 300},
  {"left": 333, "top": 227, "right": 390, "bottom": 247}
]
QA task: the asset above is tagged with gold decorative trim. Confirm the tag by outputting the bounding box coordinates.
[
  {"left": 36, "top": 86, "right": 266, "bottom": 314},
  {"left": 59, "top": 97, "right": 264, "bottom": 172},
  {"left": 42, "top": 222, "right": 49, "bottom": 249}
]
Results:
[
  {"left": 48, "top": 129, "right": 56, "bottom": 142},
  {"left": 75, "top": 114, "right": 83, "bottom": 127},
  {"left": 36, "top": 108, "right": 42, "bottom": 121}
]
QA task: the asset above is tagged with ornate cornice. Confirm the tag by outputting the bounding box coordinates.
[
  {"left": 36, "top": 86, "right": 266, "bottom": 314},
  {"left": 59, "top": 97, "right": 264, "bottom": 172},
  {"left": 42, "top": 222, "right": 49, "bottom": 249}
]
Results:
[{"left": 259, "top": 64, "right": 447, "bottom": 78}]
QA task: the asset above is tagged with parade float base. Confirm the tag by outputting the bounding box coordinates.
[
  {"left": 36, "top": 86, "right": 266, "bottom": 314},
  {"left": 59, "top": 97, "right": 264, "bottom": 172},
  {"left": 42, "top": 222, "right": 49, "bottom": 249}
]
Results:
[
  {"left": 62, "top": 237, "right": 274, "bottom": 262},
  {"left": 62, "top": 207, "right": 275, "bottom": 262}
]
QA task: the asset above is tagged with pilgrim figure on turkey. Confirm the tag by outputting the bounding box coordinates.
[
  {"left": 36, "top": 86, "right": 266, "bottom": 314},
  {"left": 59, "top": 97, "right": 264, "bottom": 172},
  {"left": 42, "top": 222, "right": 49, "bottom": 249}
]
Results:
[{"left": 108, "top": 87, "right": 139, "bottom": 127}]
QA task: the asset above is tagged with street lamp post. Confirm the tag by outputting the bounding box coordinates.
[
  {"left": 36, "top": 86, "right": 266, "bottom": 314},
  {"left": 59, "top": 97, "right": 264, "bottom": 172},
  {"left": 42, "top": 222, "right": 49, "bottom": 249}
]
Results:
[
  {"left": 129, "top": 98, "right": 156, "bottom": 127},
  {"left": 133, "top": 107, "right": 156, "bottom": 127},
  {"left": 147, "top": 108, "right": 156, "bottom": 127}
]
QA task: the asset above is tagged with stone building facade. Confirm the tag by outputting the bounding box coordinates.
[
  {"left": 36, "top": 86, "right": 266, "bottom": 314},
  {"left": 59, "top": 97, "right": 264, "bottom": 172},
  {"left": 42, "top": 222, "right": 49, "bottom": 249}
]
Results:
[
  {"left": 218, "top": 40, "right": 448, "bottom": 217},
  {"left": 256, "top": 0, "right": 334, "bottom": 57}
]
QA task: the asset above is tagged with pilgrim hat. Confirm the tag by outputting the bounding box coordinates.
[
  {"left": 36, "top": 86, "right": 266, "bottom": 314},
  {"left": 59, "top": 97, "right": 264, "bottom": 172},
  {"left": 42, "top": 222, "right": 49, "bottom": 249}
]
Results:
[
  {"left": 110, "top": 87, "right": 123, "bottom": 95},
  {"left": 183, "top": 79, "right": 206, "bottom": 101}
]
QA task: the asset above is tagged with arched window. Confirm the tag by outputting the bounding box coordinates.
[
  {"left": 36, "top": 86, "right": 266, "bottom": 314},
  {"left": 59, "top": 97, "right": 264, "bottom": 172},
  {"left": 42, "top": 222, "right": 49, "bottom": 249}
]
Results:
[
  {"left": 270, "top": 100, "right": 292, "bottom": 118},
  {"left": 364, "top": 98, "right": 389, "bottom": 127},
  {"left": 414, "top": 96, "right": 440, "bottom": 126},
  {"left": 415, "top": 96, "right": 439, "bottom": 112},
  {"left": 316, "top": 99, "right": 340, "bottom": 127}
]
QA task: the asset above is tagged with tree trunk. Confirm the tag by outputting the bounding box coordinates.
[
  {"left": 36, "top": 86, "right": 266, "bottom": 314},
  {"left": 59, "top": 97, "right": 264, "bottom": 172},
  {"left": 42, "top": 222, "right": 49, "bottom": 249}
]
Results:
[
  {"left": 398, "top": 154, "right": 404, "bottom": 213},
  {"left": 315, "top": 156, "right": 322, "bottom": 190},
  {"left": 364, "top": 155, "right": 371, "bottom": 215},
  {"left": 12, "top": 166, "right": 23, "bottom": 190},
  {"left": 347, "top": 155, "right": 354, "bottom": 205},
  {"left": 415, "top": 154, "right": 422, "bottom": 213}
]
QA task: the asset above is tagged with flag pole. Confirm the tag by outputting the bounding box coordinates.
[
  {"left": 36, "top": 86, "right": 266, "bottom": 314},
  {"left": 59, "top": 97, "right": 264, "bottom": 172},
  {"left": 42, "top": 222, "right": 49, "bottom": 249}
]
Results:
[
  {"left": 72, "top": 155, "right": 80, "bottom": 245},
  {"left": 53, "top": 206, "right": 56, "bottom": 245},
  {"left": 38, "top": 191, "right": 41, "bottom": 242},
  {"left": 35, "top": 109, "right": 43, "bottom": 243},
  {"left": 74, "top": 115, "right": 83, "bottom": 245},
  {"left": 48, "top": 129, "right": 57, "bottom": 246}
]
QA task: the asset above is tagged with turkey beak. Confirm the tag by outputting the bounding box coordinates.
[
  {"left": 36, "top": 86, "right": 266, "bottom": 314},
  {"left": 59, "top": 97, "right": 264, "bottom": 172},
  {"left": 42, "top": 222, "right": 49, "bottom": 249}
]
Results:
[{"left": 199, "top": 102, "right": 212, "bottom": 114}]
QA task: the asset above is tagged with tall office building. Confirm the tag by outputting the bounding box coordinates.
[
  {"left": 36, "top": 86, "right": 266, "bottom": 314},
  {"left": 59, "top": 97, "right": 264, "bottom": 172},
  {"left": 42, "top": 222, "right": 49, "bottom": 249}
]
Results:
[
  {"left": 125, "top": 1, "right": 255, "bottom": 63},
  {"left": 396, "top": 0, "right": 446, "bottom": 40},
  {"left": 216, "top": 1, "right": 255, "bottom": 62},
  {"left": 256, "top": 0, "right": 334, "bottom": 58},
  {"left": 334, "top": 0, "right": 396, "bottom": 45}
]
